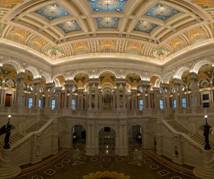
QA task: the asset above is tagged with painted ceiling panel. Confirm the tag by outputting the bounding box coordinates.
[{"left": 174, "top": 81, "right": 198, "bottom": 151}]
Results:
[
  {"left": 134, "top": 20, "right": 158, "bottom": 33},
  {"left": 35, "top": 4, "right": 69, "bottom": 20},
  {"left": 145, "top": 3, "right": 179, "bottom": 21},
  {"left": 0, "top": 0, "right": 213, "bottom": 63},
  {"left": 57, "top": 20, "right": 81, "bottom": 33},
  {"left": 96, "top": 17, "right": 119, "bottom": 28},
  {"left": 88, "top": 0, "right": 128, "bottom": 12}
]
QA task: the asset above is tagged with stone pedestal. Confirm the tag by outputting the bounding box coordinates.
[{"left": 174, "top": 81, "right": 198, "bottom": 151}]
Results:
[
  {"left": 194, "top": 150, "right": 214, "bottom": 179},
  {"left": 0, "top": 150, "right": 21, "bottom": 179}
]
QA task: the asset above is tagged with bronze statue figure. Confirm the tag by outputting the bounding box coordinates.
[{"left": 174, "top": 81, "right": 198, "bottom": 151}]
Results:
[
  {"left": 0, "top": 115, "right": 14, "bottom": 149},
  {"left": 203, "top": 115, "right": 211, "bottom": 150}
]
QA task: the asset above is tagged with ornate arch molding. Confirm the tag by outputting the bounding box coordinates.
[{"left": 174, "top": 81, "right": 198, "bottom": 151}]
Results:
[
  {"left": 165, "top": 58, "right": 214, "bottom": 82},
  {"left": 0, "top": 54, "right": 52, "bottom": 82},
  {"left": 55, "top": 67, "right": 160, "bottom": 82}
]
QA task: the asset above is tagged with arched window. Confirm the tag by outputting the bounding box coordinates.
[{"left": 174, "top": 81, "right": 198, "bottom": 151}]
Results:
[
  {"left": 71, "top": 97, "right": 77, "bottom": 111},
  {"left": 38, "top": 99, "right": 42, "bottom": 108},
  {"left": 138, "top": 99, "right": 144, "bottom": 111},
  {"left": 172, "top": 99, "right": 176, "bottom": 109},
  {"left": 51, "top": 99, "right": 56, "bottom": 110},
  {"left": 160, "top": 99, "right": 164, "bottom": 110},
  {"left": 28, "top": 97, "right": 33, "bottom": 109},
  {"left": 181, "top": 97, "right": 187, "bottom": 109}
]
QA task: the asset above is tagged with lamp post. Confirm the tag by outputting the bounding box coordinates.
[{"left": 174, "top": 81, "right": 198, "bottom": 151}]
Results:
[{"left": 203, "top": 115, "right": 211, "bottom": 150}]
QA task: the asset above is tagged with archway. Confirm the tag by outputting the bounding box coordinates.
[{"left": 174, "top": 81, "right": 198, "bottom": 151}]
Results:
[
  {"left": 99, "top": 127, "right": 116, "bottom": 155},
  {"left": 102, "top": 87, "right": 113, "bottom": 111},
  {"left": 129, "top": 125, "right": 143, "bottom": 150},
  {"left": 72, "top": 125, "right": 86, "bottom": 150}
]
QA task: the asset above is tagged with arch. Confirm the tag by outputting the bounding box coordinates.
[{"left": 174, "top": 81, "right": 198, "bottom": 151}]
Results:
[
  {"left": 173, "top": 67, "right": 190, "bottom": 79},
  {"left": 54, "top": 78, "right": 61, "bottom": 87},
  {"left": 98, "top": 126, "right": 116, "bottom": 155},
  {"left": 40, "top": 71, "right": 52, "bottom": 83},
  {"left": 72, "top": 124, "right": 86, "bottom": 148},
  {"left": 150, "top": 75, "right": 161, "bottom": 88},
  {"left": 25, "top": 66, "right": 41, "bottom": 79},
  {"left": 1, "top": 60, "right": 24, "bottom": 73},
  {"left": 53, "top": 74, "right": 65, "bottom": 87},
  {"left": 73, "top": 71, "right": 90, "bottom": 80},
  {"left": 190, "top": 60, "right": 212, "bottom": 74},
  {"left": 161, "top": 71, "right": 175, "bottom": 83},
  {"left": 98, "top": 70, "right": 117, "bottom": 79}
]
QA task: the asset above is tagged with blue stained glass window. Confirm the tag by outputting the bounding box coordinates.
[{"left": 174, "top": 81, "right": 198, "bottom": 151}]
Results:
[
  {"left": 51, "top": 99, "right": 56, "bottom": 110},
  {"left": 71, "top": 98, "right": 76, "bottom": 111},
  {"left": 28, "top": 97, "right": 33, "bottom": 109},
  {"left": 181, "top": 97, "right": 187, "bottom": 109},
  {"left": 160, "top": 99, "right": 164, "bottom": 110},
  {"left": 139, "top": 99, "right": 144, "bottom": 111},
  {"left": 172, "top": 99, "right": 176, "bottom": 109},
  {"left": 38, "top": 99, "right": 42, "bottom": 108}
]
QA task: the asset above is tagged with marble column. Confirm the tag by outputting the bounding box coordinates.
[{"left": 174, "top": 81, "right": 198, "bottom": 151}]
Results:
[
  {"left": 86, "top": 121, "right": 98, "bottom": 156},
  {"left": 15, "top": 72, "right": 25, "bottom": 112},
  {"left": 115, "top": 121, "right": 128, "bottom": 156}
]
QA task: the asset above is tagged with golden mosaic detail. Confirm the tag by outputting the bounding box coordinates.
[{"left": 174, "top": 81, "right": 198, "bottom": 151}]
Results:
[
  {"left": 29, "top": 36, "right": 48, "bottom": 50},
  {"left": 186, "top": 27, "right": 208, "bottom": 43},
  {"left": 0, "top": 0, "right": 23, "bottom": 8},
  {"left": 7, "top": 27, "right": 31, "bottom": 43},
  {"left": 193, "top": 0, "right": 214, "bottom": 8}
]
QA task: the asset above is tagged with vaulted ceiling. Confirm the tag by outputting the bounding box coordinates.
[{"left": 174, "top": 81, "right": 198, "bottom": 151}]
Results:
[{"left": 0, "top": 0, "right": 214, "bottom": 65}]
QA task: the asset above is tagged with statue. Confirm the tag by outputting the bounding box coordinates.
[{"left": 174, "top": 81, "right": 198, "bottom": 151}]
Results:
[
  {"left": 203, "top": 115, "right": 211, "bottom": 150},
  {"left": 0, "top": 115, "right": 14, "bottom": 149}
]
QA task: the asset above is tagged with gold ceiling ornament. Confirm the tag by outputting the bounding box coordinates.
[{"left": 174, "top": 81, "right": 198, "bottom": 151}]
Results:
[
  {"left": 83, "top": 171, "right": 130, "bottom": 179},
  {"left": 192, "top": 0, "right": 214, "bottom": 8},
  {"left": 0, "top": 0, "right": 23, "bottom": 8}
]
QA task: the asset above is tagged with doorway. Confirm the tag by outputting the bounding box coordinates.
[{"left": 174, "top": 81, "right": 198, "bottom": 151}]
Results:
[
  {"left": 99, "top": 127, "right": 116, "bottom": 155},
  {"left": 5, "top": 94, "right": 12, "bottom": 107},
  {"left": 72, "top": 125, "right": 86, "bottom": 150},
  {"left": 129, "top": 125, "right": 143, "bottom": 150}
]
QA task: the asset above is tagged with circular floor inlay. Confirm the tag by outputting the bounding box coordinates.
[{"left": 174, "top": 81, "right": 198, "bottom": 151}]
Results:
[{"left": 83, "top": 171, "right": 130, "bottom": 179}]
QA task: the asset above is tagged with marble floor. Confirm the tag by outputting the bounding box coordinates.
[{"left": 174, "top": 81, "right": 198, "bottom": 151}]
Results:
[{"left": 16, "top": 149, "right": 198, "bottom": 179}]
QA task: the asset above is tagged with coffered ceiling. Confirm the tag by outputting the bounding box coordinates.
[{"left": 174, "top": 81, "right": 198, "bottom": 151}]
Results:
[{"left": 0, "top": 0, "right": 214, "bottom": 65}]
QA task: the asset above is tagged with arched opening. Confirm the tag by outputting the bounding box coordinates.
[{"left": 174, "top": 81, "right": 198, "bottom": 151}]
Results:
[
  {"left": 129, "top": 125, "right": 143, "bottom": 150},
  {"left": 99, "top": 127, "right": 116, "bottom": 155},
  {"left": 72, "top": 125, "right": 86, "bottom": 150},
  {"left": 99, "top": 71, "right": 116, "bottom": 111},
  {"left": 0, "top": 64, "right": 17, "bottom": 107}
]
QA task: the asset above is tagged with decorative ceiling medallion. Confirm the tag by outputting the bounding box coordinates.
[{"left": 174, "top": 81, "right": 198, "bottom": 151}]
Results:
[
  {"left": 153, "top": 47, "right": 170, "bottom": 58},
  {"left": 57, "top": 20, "right": 81, "bottom": 33},
  {"left": 36, "top": 4, "right": 69, "bottom": 20},
  {"left": 145, "top": 3, "right": 179, "bottom": 20},
  {"left": 134, "top": 20, "right": 158, "bottom": 33},
  {"left": 96, "top": 17, "right": 119, "bottom": 28},
  {"left": 88, "top": 0, "right": 128, "bottom": 12}
]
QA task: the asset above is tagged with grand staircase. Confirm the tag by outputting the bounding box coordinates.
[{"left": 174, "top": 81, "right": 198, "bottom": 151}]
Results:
[
  {"left": 166, "top": 120, "right": 205, "bottom": 147},
  {"left": 0, "top": 119, "right": 48, "bottom": 151}
]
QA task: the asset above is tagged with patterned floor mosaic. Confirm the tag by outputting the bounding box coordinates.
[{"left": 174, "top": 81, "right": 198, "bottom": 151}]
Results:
[{"left": 15, "top": 150, "right": 198, "bottom": 179}]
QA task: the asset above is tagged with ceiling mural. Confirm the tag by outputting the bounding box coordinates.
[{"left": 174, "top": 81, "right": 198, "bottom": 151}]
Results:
[
  {"left": 96, "top": 17, "right": 119, "bottom": 28},
  {"left": 35, "top": 4, "right": 70, "bottom": 20},
  {"left": 134, "top": 20, "right": 158, "bottom": 33},
  {"left": 57, "top": 20, "right": 81, "bottom": 33},
  {"left": 88, "top": 0, "right": 128, "bottom": 12},
  {"left": 0, "top": 0, "right": 213, "bottom": 65},
  {"left": 0, "top": 0, "right": 22, "bottom": 8}
]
